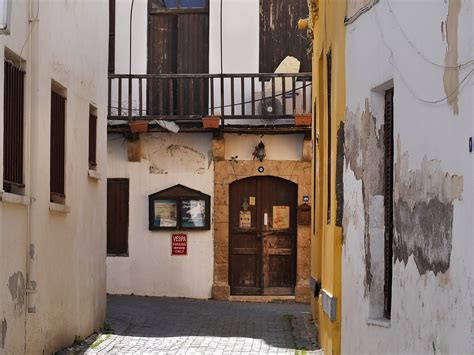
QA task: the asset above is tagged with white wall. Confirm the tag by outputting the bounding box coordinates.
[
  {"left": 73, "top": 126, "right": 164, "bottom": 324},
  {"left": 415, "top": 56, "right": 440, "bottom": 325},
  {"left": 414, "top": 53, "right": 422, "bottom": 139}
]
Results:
[
  {"left": 343, "top": 1, "right": 473, "bottom": 353},
  {"left": 107, "top": 133, "right": 214, "bottom": 299},
  {"left": 0, "top": 0, "right": 108, "bottom": 353}
]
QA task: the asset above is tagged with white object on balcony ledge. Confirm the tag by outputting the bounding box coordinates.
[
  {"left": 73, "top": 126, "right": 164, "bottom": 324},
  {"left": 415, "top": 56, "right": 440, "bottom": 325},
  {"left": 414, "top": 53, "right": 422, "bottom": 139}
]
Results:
[{"left": 152, "top": 119, "right": 180, "bottom": 133}]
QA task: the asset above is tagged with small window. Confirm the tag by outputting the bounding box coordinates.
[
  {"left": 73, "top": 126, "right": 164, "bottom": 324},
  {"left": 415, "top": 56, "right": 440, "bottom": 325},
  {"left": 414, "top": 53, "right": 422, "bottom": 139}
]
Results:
[
  {"left": 50, "top": 84, "right": 66, "bottom": 204},
  {"left": 107, "top": 178, "right": 129, "bottom": 256},
  {"left": 383, "top": 87, "right": 394, "bottom": 319},
  {"left": 3, "top": 58, "right": 25, "bottom": 194},
  {"left": 149, "top": 184, "right": 210, "bottom": 231},
  {"left": 88, "top": 108, "right": 97, "bottom": 170}
]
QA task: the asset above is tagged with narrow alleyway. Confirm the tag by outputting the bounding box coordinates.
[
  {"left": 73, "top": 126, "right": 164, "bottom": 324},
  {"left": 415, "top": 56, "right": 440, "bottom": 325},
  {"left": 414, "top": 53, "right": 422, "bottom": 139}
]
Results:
[{"left": 68, "top": 295, "right": 321, "bottom": 354}]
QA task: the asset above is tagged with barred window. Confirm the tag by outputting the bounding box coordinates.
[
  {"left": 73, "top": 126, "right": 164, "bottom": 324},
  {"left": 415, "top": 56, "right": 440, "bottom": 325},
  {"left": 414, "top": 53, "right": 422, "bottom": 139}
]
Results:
[{"left": 3, "top": 59, "right": 25, "bottom": 193}]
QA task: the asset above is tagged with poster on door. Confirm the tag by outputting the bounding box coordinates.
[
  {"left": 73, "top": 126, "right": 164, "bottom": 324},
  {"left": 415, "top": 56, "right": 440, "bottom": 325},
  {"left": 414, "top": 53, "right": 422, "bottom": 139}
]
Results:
[
  {"left": 239, "top": 211, "right": 252, "bottom": 229},
  {"left": 272, "top": 206, "right": 290, "bottom": 229}
]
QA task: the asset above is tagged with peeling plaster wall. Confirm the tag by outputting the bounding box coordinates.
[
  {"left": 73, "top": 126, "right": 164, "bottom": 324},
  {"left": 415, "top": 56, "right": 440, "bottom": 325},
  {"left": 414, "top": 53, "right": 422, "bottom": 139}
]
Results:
[
  {"left": 342, "top": 1, "right": 472, "bottom": 353},
  {"left": 106, "top": 133, "right": 215, "bottom": 299}
]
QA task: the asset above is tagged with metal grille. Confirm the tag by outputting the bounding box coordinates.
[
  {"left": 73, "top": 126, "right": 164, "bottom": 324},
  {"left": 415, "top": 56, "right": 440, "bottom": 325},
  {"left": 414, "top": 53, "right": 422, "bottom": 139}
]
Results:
[
  {"left": 88, "top": 112, "right": 97, "bottom": 168},
  {"left": 107, "top": 178, "right": 129, "bottom": 255},
  {"left": 383, "top": 87, "right": 394, "bottom": 319},
  {"left": 3, "top": 60, "right": 25, "bottom": 191},
  {"left": 50, "top": 90, "right": 66, "bottom": 198}
]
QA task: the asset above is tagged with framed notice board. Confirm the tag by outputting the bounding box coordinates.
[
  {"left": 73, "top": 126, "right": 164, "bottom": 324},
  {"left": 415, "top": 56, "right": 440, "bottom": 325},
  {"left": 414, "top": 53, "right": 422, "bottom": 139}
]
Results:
[{"left": 149, "top": 184, "right": 211, "bottom": 231}]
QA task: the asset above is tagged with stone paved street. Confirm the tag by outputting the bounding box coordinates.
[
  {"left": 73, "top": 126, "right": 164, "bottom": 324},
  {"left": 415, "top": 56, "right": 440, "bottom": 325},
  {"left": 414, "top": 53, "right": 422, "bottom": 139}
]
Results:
[{"left": 81, "top": 295, "right": 321, "bottom": 354}]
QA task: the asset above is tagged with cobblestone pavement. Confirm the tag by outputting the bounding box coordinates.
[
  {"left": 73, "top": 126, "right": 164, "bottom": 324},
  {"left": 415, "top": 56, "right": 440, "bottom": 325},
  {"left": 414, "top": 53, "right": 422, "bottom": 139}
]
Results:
[{"left": 82, "top": 295, "right": 322, "bottom": 354}]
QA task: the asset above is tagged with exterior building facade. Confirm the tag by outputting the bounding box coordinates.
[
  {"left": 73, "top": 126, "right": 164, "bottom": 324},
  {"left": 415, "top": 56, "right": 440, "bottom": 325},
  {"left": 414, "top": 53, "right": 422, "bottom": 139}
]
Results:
[
  {"left": 310, "top": 0, "right": 473, "bottom": 354},
  {"left": 0, "top": 0, "right": 108, "bottom": 353},
  {"left": 106, "top": 0, "right": 313, "bottom": 302},
  {"left": 307, "top": 0, "right": 345, "bottom": 353}
]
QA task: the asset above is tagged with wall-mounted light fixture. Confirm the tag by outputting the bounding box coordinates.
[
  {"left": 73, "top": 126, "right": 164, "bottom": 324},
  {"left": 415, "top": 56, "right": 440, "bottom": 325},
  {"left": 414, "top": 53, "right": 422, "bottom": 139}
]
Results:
[{"left": 253, "top": 141, "right": 266, "bottom": 162}]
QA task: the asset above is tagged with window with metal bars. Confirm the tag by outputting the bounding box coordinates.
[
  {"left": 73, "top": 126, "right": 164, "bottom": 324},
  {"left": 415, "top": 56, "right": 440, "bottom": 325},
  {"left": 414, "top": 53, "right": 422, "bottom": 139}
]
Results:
[
  {"left": 383, "top": 87, "right": 394, "bottom": 319},
  {"left": 89, "top": 109, "right": 97, "bottom": 169},
  {"left": 3, "top": 60, "right": 25, "bottom": 193},
  {"left": 50, "top": 88, "right": 66, "bottom": 203},
  {"left": 107, "top": 178, "right": 129, "bottom": 256},
  {"left": 326, "top": 50, "right": 332, "bottom": 225}
]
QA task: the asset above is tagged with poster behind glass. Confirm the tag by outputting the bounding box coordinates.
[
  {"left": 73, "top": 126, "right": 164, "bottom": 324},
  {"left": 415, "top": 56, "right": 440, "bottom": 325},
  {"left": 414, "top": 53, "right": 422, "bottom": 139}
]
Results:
[
  {"left": 181, "top": 199, "right": 206, "bottom": 227},
  {"left": 154, "top": 200, "right": 177, "bottom": 227}
]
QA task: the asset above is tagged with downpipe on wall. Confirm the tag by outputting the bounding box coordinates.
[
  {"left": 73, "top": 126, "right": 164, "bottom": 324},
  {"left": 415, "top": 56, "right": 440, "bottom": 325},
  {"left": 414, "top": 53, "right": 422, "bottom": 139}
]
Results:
[{"left": 25, "top": 0, "right": 39, "bottom": 316}]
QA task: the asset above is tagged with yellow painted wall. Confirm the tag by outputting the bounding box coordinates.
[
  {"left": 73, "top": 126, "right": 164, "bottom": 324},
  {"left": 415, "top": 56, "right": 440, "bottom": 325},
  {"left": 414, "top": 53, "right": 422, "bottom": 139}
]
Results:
[{"left": 309, "top": 1, "right": 346, "bottom": 354}]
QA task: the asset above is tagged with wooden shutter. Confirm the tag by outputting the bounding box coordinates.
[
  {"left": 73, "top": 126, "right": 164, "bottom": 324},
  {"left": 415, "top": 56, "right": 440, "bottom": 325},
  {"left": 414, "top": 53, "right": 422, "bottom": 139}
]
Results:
[
  {"left": 88, "top": 112, "right": 97, "bottom": 168},
  {"left": 50, "top": 90, "right": 66, "bottom": 198},
  {"left": 3, "top": 60, "right": 25, "bottom": 192},
  {"left": 107, "top": 178, "right": 129, "bottom": 255},
  {"left": 259, "top": 0, "right": 310, "bottom": 73},
  {"left": 147, "top": 14, "right": 178, "bottom": 115},
  {"left": 326, "top": 50, "right": 332, "bottom": 224},
  {"left": 177, "top": 13, "right": 209, "bottom": 115},
  {"left": 108, "top": 0, "right": 115, "bottom": 74},
  {"left": 383, "top": 88, "right": 394, "bottom": 319}
]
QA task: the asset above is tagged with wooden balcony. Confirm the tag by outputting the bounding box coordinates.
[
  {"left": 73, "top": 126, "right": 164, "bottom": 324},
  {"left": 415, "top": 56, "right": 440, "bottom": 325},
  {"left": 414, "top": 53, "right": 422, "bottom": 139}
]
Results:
[{"left": 108, "top": 72, "right": 312, "bottom": 134}]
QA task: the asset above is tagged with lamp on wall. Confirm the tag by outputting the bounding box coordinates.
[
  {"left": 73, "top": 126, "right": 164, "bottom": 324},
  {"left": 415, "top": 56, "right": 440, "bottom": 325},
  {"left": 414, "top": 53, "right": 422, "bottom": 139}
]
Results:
[{"left": 253, "top": 141, "right": 266, "bottom": 162}]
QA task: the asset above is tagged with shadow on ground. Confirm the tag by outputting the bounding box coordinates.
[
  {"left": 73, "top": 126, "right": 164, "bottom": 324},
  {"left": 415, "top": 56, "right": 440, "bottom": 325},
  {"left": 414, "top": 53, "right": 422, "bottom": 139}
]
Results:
[{"left": 60, "top": 295, "right": 321, "bottom": 354}]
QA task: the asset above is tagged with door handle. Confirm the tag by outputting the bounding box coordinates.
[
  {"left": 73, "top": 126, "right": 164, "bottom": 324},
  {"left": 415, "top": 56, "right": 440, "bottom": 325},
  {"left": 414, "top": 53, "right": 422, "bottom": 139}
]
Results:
[{"left": 256, "top": 234, "right": 262, "bottom": 239}]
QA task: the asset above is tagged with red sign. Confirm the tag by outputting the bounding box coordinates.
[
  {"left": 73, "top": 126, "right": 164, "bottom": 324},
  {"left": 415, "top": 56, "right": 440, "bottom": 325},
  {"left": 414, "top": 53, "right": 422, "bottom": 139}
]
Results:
[{"left": 171, "top": 233, "right": 187, "bottom": 256}]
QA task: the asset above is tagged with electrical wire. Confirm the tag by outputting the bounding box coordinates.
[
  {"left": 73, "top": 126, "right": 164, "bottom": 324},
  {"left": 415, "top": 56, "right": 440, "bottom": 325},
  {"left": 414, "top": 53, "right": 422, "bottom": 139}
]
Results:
[
  {"left": 371, "top": 0, "right": 473, "bottom": 105},
  {"left": 386, "top": 0, "right": 474, "bottom": 69},
  {"left": 19, "top": 0, "right": 40, "bottom": 71},
  {"left": 129, "top": 0, "right": 135, "bottom": 76}
]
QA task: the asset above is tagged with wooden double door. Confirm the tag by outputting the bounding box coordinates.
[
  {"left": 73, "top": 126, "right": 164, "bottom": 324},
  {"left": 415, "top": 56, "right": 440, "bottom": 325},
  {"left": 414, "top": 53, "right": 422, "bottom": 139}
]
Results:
[{"left": 229, "top": 176, "right": 297, "bottom": 295}]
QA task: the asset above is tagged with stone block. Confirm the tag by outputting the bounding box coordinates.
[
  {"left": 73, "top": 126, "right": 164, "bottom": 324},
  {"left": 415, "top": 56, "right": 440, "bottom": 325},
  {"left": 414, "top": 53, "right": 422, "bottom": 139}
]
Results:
[
  {"left": 212, "top": 138, "right": 225, "bottom": 161},
  {"left": 127, "top": 138, "right": 141, "bottom": 162},
  {"left": 214, "top": 183, "right": 228, "bottom": 205},
  {"left": 295, "top": 285, "right": 311, "bottom": 303},
  {"left": 214, "top": 263, "right": 228, "bottom": 284},
  {"left": 211, "top": 284, "right": 230, "bottom": 300},
  {"left": 302, "top": 139, "right": 313, "bottom": 162},
  {"left": 214, "top": 204, "right": 229, "bottom": 223}
]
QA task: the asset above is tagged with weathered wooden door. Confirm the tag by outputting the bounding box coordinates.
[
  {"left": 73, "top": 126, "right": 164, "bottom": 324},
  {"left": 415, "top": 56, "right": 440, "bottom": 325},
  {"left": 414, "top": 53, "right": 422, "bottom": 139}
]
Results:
[
  {"left": 147, "top": 11, "right": 209, "bottom": 115},
  {"left": 229, "top": 176, "right": 297, "bottom": 295}
]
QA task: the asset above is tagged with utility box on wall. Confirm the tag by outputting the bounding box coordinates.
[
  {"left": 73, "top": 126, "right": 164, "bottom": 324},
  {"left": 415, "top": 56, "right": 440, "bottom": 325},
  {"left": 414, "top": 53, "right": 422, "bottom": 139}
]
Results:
[{"left": 297, "top": 203, "right": 311, "bottom": 225}]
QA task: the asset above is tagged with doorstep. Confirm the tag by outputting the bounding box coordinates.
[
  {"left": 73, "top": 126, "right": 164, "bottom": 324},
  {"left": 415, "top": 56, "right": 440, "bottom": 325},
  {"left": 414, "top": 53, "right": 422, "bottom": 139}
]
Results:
[{"left": 228, "top": 295, "right": 295, "bottom": 303}]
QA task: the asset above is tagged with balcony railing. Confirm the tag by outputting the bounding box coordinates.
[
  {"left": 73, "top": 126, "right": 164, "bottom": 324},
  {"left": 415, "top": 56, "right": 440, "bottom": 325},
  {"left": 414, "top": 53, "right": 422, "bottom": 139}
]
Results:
[{"left": 108, "top": 73, "right": 312, "bottom": 128}]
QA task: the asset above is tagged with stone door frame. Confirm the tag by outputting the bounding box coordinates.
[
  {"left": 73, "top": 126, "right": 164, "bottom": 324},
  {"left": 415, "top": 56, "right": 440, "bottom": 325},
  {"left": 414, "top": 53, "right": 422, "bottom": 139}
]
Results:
[{"left": 211, "top": 141, "right": 312, "bottom": 302}]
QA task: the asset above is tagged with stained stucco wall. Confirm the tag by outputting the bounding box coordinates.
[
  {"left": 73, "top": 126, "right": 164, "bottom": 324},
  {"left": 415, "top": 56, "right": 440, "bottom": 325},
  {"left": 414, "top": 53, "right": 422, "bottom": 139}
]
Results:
[
  {"left": 342, "top": 1, "right": 473, "bottom": 353},
  {"left": 0, "top": 0, "right": 108, "bottom": 354},
  {"left": 107, "top": 133, "right": 215, "bottom": 299}
]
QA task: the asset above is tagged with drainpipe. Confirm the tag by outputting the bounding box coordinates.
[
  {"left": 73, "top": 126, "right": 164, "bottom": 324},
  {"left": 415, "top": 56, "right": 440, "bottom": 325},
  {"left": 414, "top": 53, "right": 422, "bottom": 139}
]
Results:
[{"left": 26, "top": 0, "right": 39, "bottom": 316}]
